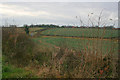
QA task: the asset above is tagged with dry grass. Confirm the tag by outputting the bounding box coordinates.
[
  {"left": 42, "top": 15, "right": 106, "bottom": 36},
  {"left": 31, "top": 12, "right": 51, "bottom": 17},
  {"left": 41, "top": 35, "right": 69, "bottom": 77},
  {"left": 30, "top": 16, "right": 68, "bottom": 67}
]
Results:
[
  {"left": 2, "top": 27, "right": 118, "bottom": 78},
  {"left": 27, "top": 41, "right": 118, "bottom": 78}
]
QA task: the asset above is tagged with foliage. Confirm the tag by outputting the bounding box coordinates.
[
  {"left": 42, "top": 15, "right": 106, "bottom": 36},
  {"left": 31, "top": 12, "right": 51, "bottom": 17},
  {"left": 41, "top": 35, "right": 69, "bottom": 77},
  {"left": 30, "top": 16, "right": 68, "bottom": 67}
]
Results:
[
  {"left": 2, "top": 27, "right": 34, "bottom": 66},
  {"left": 28, "top": 24, "right": 59, "bottom": 28},
  {"left": 24, "top": 25, "right": 29, "bottom": 34}
]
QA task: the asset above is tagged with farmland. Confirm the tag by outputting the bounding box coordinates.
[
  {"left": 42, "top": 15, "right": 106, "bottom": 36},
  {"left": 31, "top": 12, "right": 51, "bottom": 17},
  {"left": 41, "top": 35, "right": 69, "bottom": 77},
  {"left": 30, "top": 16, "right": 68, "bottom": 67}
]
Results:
[
  {"left": 41, "top": 28, "right": 119, "bottom": 38},
  {"left": 1, "top": 1, "right": 120, "bottom": 78},
  {"left": 2, "top": 27, "right": 119, "bottom": 78},
  {"left": 33, "top": 36, "right": 118, "bottom": 55}
]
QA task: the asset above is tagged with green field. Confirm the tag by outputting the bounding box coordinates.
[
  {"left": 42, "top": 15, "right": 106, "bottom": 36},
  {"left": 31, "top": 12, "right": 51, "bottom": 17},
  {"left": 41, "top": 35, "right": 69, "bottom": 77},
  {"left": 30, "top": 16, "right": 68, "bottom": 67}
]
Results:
[
  {"left": 32, "top": 27, "right": 119, "bottom": 55},
  {"left": 41, "top": 28, "right": 119, "bottom": 38},
  {"left": 33, "top": 36, "right": 118, "bottom": 55},
  {"left": 2, "top": 27, "right": 119, "bottom": 78}
]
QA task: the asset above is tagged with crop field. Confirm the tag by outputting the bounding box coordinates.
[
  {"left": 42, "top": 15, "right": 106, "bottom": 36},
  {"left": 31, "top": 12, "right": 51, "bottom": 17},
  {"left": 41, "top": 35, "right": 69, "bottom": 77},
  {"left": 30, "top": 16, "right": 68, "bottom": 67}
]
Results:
[
  {"left": 32, "top": 28, "right": 119, "bottom": 55},
  {"left": 33, "top": 36, "right": 118, "bottom": 55},
  {"left": 31, "top": 27, "right": 119, "bottom": 57},
  {"left": 2, "top": 27, "right": 119, "bottom": 78},
  {"left": 33, "top": 27, "right": 119, "bottom": 78},
  {"left": 41, "top": 28, "right": 119, "bottom": 38}
]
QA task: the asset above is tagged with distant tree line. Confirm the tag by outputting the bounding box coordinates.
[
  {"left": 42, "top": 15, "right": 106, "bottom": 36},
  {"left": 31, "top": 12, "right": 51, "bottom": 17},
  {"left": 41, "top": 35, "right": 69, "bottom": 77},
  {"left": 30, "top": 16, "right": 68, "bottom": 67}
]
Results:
[
  {"left": 25, "top": 24, "right": 115, "bottom": 29},
  {"left": 2, "top": 24, "right": 116, "bottom": 29},
  {"left": 28, "top": 24, "right": 59, "bottom": 28}
]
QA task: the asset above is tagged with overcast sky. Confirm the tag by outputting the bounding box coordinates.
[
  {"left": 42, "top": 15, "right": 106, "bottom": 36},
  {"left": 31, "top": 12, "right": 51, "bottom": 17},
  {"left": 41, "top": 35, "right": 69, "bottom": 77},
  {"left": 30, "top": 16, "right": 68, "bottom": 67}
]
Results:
[{"left": 0, "top": 2, "right": 118, "bottom": 27}]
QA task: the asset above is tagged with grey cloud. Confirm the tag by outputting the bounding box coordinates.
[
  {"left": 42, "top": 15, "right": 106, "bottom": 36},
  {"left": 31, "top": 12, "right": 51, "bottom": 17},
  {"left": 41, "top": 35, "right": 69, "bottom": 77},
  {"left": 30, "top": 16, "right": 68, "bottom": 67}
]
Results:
[{"left": 0, "top": 2, "right": 118, "bottom": 27}]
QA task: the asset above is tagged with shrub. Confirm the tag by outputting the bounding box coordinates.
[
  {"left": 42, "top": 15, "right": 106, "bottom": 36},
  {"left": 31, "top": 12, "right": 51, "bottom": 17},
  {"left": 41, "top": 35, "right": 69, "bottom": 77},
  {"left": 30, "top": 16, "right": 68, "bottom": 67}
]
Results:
[{"left": 2, "top": 27, "right": 34, "bottom": 67}]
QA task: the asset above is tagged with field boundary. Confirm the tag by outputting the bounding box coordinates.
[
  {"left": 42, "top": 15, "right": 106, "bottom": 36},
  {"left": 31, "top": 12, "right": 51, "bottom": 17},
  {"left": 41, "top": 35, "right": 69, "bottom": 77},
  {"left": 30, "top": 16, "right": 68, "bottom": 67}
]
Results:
[{"left": 42, "top": 35, "right": 119, "bottom": 42}]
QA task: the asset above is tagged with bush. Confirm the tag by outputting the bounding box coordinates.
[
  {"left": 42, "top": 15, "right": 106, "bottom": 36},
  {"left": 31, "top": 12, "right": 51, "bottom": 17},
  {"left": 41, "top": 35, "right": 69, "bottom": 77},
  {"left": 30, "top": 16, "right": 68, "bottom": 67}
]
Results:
[
  {"left": 33, "top": 51, "right": 52, "bottom": 66},
  {"left": 38, "top": 44, "right": 118, "bottom": 78},
  {"left": 2, "top": 27, "right": 34, "bottom": 67}
]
